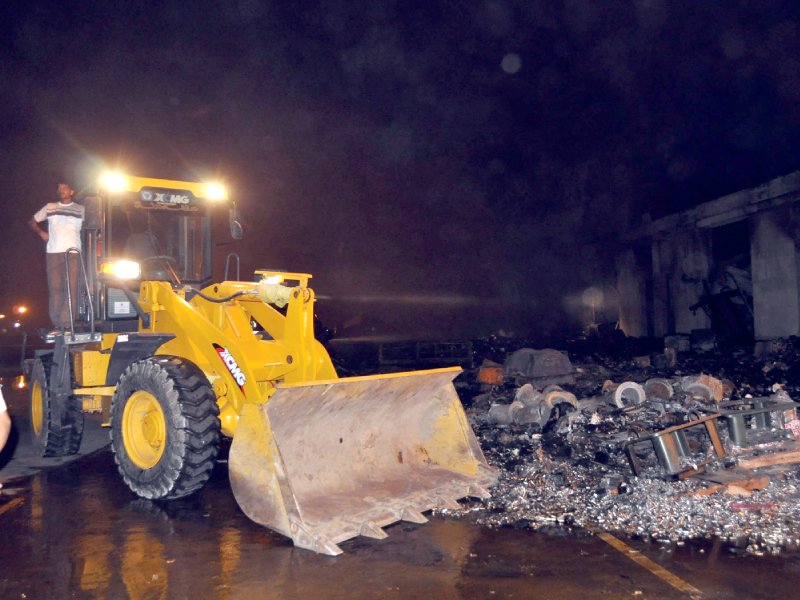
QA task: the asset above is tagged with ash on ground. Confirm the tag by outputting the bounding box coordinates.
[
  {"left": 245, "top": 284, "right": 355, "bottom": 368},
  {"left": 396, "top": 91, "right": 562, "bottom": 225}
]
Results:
[{"left": 444, "top": 339, "right": 800, "bottom": 556}]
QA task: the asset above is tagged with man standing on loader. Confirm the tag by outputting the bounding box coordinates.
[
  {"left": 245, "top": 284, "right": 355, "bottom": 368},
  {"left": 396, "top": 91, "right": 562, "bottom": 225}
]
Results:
[{"left": 29, "top": 182, "right": 85, "bottom": 334}]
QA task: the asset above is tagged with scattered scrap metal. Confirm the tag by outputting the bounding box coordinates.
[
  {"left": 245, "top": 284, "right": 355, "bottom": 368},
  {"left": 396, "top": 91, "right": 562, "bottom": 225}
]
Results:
[{"left": 444, "top": 338, "right": 800, "bottom": 556}]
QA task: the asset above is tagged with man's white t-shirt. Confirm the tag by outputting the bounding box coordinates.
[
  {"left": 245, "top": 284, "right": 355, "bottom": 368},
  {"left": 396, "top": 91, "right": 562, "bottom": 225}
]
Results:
[
  {"left": 0, "top": 384, "right": 7, "bottom": 413},
  {"left": 33, "top": 201, "right": 85, "bottom": 253}
]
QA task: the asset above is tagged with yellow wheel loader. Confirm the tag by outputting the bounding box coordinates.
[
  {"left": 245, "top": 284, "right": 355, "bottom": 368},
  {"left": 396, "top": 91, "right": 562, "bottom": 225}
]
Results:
[{"left": 25, "top": 174, "right": 496, "bottom": 555}]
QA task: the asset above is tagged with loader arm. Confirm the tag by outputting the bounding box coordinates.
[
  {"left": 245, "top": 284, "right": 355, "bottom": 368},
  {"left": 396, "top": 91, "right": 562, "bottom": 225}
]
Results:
[
  {"left": 213, "top": 280, "right": 336, "bottom": 385},
  {"left": 134, "top": 278, "right": 335, "bottom": 436}
]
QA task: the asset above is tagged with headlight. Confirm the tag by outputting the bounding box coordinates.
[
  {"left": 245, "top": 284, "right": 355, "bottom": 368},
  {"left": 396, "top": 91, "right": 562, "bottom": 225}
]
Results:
[
  {"left": 101, "top": 259, "right": 141, "bottom": 280},
  {"left": 204, "top": 182, "right": 227, "bottom": 201},
  {"left": 99, "top": 171, "right": 129, "bottom": 193}
]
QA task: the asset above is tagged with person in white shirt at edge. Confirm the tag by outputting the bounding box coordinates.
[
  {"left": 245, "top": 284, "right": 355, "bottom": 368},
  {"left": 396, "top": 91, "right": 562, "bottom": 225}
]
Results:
[
  {"left": 0, "top": 384, "right": 11, "bottom": 489},
  {"left": 28, "top": 182, "right": 85, "bottom": 335}
]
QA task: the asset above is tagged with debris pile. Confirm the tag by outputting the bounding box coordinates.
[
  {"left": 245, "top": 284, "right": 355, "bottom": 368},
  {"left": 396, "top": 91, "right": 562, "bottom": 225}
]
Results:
[{"left": 448, "top": 342, "right": 800, "bottom": 556}]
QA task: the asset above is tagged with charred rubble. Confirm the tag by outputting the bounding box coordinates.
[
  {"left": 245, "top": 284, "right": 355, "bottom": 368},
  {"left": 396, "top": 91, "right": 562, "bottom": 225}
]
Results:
[{"left": 444, "top": 337, "right": 800, "bottom": 556}]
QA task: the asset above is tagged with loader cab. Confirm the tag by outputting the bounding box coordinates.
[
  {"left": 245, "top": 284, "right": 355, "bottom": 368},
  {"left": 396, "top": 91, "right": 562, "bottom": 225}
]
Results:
[{"left": 82, "top": 174, "right": 240, "bottom": 331}]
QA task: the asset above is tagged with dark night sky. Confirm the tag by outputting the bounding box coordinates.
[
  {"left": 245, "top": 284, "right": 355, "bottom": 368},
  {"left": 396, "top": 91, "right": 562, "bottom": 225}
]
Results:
[{"left": 3, "top": 1, "right": 800, "bottom": 340}]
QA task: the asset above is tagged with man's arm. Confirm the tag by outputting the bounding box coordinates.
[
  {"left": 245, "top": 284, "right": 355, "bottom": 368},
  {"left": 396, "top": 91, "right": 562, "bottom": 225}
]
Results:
[
  {"left": 0, "top": 409, "right": 10, "bottom": 453},
  {"left": 29, "top": 216, "right": 48, "bottom": 242}
]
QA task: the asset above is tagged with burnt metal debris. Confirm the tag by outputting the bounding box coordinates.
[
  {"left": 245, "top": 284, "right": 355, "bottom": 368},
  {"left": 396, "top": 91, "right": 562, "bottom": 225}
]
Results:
[
  {"left": 444, "top": 339, "right": 800, "bottom": 556},
  {"left": 625, "top": 413, "right": 726, "bottom": 478}
]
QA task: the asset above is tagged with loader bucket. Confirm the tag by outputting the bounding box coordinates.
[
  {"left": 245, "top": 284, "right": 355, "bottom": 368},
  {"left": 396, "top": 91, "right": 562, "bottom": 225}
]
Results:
[{"left": 228, "top": 366, "right": 496, "bottom": 555}]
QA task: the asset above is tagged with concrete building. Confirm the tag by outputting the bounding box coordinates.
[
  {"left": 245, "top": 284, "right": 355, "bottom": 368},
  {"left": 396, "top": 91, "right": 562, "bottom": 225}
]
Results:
[{"left": 616, "top": 171, "right": 800, "bottom": 349}]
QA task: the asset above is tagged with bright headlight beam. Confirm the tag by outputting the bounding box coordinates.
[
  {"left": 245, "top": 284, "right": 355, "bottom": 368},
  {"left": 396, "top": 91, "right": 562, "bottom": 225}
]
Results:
[
  {"left": 101, "top": 259, "right": 141, "bottom": 280},
  {"left": 100, "top": 171, "right": 129, "bottom": 192},
  {"left": 204, "top": 182, "right": 227, "bottom": 201}
]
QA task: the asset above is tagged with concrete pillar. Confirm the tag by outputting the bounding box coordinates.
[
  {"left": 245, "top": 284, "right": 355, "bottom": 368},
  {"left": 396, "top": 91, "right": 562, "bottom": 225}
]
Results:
[
  {"left": 616, "top": 248, "right": 647, "bottom": 337},
  {"left": 750, "top": 208, "right": 800, "bottom": 339},
  {"left": 671, "top": 228, "right": 712, "bottom": 334},
  {"left": 649, "top": 229, "right": 711, "bottom": 336},
  {"left": 650, "top": 239, "right": 671, "bottom": 336}
]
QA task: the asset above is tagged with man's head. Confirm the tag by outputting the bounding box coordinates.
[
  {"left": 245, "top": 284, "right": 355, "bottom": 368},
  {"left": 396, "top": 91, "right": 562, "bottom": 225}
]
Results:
[{"left": 57, "top": 182, "right": 75, "bottom": 203}]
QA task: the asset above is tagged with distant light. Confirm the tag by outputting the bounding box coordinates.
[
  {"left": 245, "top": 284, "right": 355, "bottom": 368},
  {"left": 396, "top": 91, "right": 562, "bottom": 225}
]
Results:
[
  {"left": 99, "top": 171, "right": 129, "bottom": 192},
  {"left": 15, "top": 375, "right": 26, "bottom": 389},
  {"left": 582, "top": 287, "right": 604, "bottom": 307},
  {"left": 501, "top": 53, "right": 522, "bottom": 74},
  {"left": 14, "top": 305, "right": 27, "bottom": 315},
  {"left": 13, "top": 321, "right": 20, "bottom": 328},
  {"left": 0, "top": 313, "right": 5, "bottom": 319},
  {"left": 204, "top": 182, "right": 228, "bottom": 201}
]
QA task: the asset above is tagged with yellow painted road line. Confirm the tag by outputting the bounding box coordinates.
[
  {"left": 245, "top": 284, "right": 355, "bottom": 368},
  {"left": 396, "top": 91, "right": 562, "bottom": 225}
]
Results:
[
  {"left": 0, "top": 497, "right": 24, "bottom": 517},
  {"left": 596, "top": 531, "right": 703, "bottom": 598}
]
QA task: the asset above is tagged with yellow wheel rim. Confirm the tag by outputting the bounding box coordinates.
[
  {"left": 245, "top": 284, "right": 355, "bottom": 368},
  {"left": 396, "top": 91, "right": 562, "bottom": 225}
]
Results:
[
  {"left": 123, "top": 391, "right": 167, "bottom": 469},
  {"left": 31, "top": 381, "right": 44, "bottom": 437}
]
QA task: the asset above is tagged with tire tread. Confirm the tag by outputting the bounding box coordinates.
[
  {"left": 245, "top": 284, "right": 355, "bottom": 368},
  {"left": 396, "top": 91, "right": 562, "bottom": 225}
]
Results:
[{"left": 110, "top": 356, "right": 220, "bottom": 500}]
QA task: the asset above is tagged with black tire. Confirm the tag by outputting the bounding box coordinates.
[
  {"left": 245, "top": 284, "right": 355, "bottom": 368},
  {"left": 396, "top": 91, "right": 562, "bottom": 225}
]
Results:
[
  {"left": 110, "top": 356, "right": 220, "bottom": 500},
  {"left": 29, "top": 355, "right": 84, "bottom": 457}
]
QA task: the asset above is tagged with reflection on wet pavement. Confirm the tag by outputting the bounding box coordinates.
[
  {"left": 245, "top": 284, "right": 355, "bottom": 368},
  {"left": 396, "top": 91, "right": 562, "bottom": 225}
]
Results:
[{"left": 3, "top": 449, "right": 800, "bottom": 598}]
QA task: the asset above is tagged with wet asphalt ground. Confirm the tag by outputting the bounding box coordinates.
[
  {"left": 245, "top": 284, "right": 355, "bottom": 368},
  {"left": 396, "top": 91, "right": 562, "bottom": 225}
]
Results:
[{"left": 2, "top": 377, "right": 800, "bottom": 598}]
